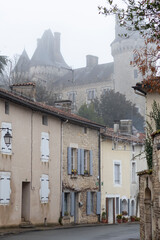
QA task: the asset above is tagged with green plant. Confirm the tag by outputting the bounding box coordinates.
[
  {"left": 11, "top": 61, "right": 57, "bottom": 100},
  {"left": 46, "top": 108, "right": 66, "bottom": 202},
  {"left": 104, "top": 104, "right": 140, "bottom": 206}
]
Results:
[
  {"left": 116, "top": 214, "right": 122, "bottom": 219},
  {"left": 150, "top": 101, "right": 160, "bottom": 130},
  {"left": 64, "top": 211, "right": 69, "bottom": 216},
  {"left": 58, "top": 217, "right": 62, "bottom": 225},
  {"left": 84, "top": 170, "right": 88, "bottom": 174},
  {"left": 102, "top": 211, "right": 106, "bottom": 219}
]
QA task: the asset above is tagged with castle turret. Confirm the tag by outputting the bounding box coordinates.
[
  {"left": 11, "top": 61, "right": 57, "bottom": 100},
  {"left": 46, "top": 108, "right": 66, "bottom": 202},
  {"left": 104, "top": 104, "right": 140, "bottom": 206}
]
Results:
[{"left": 111, "top": 16, "right": 145, "bottom": 116}]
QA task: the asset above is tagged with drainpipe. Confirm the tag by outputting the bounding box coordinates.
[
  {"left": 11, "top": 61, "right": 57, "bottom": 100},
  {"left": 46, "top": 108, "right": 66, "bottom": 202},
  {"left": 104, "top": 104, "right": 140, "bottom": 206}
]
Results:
[
  {"left": 98, "top": 130, "right": 101, "bottom": 222},
  {"left": 31, "top": 110, "right": 33, "bottom": 190},
  {"left": 60, "top": 121, "right": 63, "bottom": 217}
]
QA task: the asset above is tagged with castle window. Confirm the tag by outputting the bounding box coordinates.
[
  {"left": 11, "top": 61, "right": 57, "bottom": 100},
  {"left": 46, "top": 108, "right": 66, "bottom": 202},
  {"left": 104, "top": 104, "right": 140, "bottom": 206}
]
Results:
[
  {"left": 87, "top": 89, "right": 95, "bottom": 104},
  {"left": 134, "top": 69, "right": 138, "bottom": 78}
]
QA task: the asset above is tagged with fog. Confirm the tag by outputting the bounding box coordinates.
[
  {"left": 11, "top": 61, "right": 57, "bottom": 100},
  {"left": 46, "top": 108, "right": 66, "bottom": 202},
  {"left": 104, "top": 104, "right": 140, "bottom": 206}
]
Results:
[{"left": 0, "top": 0, "right": 115, "bottom": 68}]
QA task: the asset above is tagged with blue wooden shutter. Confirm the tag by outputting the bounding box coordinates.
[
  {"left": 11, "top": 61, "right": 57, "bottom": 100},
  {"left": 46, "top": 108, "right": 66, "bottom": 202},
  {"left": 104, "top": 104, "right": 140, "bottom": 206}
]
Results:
[
  {"left": 70, "top": 192, "right": 75, "bottom": 216},
  {"left": 77, "top": 149, "right": 81, "bottom": 175},
  {"left": 89, "top": 150, "right": 93, "bottom": 176},
  {"left": 96, "top": 192, "right": 101, "bottom": 214},
  {"left": 87, "top": 191, "right": 91, "bottom": 215},
  {"left": 120, "top": 199, "right": 122, "bottom": 213},
  {"left": 80, "top": 149, "right": 84, "bottom": 175},
  {"left": 67, "top": 147, "right": 72, "bottom": 174},
  {"left": 128, "top": 199, "right": 130, "bottom": 216},
  {"left": 62, "top": 192, "right": 65, "bottom": 217}
]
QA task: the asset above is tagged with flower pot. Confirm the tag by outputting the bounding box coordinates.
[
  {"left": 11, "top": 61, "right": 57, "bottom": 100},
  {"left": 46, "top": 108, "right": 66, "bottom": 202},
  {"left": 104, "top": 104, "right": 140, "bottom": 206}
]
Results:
[
  {"left": 102, "top": 219, "right": 108, "bottom": 223},
  {"left": 117, "top": 219, "right": 122, "bottom": 223}
]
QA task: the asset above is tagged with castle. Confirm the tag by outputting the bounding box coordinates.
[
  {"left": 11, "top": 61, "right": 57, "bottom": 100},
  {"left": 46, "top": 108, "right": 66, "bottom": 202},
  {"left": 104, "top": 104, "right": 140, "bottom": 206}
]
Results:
[{"left": 14, "top": 22, "right": 145, "bottom": 116}]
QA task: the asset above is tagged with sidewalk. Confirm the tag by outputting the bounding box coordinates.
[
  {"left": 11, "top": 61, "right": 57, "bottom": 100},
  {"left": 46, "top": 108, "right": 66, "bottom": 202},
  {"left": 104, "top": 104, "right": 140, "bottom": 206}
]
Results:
[{"left": 0, "top": 222, "right": 139, "bottom": 237}]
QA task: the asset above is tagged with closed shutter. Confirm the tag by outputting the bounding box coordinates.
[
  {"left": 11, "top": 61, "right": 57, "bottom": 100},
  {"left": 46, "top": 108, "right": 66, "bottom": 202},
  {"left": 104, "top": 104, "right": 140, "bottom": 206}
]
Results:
[
  {"left": 41, "top": 132, "right": 49, "bottom": 161},
  {"left": 87, "top": 191, "right": 91, "bottom": 215},
  {"left": 1, "top": 122, "right": 12, "bottom": 154},
  {"left": 62, "top": 192, "right": 65, "bottom": 217},
  {"left": 0, "top": 172, "right": 11, "bottom": 205},
  {"left": 128, "top": 199, "right": 130, "bottom": 216},
  {"left": 96, "top": 192, "right": 101, "bottom": 214},
  {"left": 80, "top": 149, "right": 84, "bottom": 175},
  {"left": 120, "top": 199, "right": 122, "bottom": 213},
  {"left": 67, "top": 147, "right": 72, "bottom": 174},
  {"left": 89, "top": 150, "right": 93, "bottom": 176},
  {"left": 40, "top": 174, "right": 50, "bottom": 203},
  {"left": 70, "top": 192, "right": 75, "bottom": 216},
  {"left": 77, "top": 149, "right": 81, "bottom": 175}
]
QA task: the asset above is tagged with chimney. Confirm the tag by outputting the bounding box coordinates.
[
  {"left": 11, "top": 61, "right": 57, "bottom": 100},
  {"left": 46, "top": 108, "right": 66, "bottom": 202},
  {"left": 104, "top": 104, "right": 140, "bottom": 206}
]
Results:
[
  {"left": 119, "top": 120, "right": 132, "bottom": 135},
  {"left": 114, "top": 120, "right": 120, "bottom": 133},
  {"left": 54, "top": 100, "right": 72, "bottom": 113},
  {"left": 54, "top": 32, "right": 60, "bottom": 53},
  {"left": 86, "top": 55, "right": 98, "bottom": 67},
  {"left": 10, "top": 82, "right": 36, "bottom": 101}
]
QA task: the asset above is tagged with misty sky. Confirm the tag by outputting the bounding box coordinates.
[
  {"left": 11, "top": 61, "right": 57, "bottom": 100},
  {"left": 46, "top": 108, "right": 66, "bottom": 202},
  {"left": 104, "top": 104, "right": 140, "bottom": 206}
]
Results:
[{"left": 0, "top": 0, "right": 115, "bottom": 69}]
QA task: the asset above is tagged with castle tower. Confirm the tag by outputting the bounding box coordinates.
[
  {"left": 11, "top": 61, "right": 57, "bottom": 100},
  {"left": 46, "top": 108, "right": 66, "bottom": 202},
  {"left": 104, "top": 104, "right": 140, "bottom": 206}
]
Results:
[{"left": 111, "top": 16, "right": 145, "bottom": 116}]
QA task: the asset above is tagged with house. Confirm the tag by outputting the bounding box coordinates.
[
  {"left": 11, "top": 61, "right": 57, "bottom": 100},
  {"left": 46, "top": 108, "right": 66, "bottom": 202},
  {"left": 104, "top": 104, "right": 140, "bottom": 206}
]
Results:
[
  {"left": 133, "top": 77, "right": 160, "bottom": 239},
  {"left": 101, "top": 120, "right": 146, "bottom": 224},
  {"left": 61, "top": 115, "right": 102, "bottom": 224},
  {"left": 0, "top": 82, "right": 102, "bottom": 227}
]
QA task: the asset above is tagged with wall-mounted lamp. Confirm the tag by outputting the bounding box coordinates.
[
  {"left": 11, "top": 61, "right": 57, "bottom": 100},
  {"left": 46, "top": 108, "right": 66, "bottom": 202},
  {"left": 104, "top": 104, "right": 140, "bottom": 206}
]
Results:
[{"left": 1, "top": 128, "right": 12, "bottom": 147}]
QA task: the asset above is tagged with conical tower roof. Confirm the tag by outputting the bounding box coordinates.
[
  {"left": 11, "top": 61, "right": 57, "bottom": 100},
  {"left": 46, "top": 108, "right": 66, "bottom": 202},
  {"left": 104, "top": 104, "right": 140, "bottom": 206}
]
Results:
[
  {"left": 14, "top": 49, "right": 30, "bottom": 72},
  {"left": 30, "top": 29, "right": 69, "bottom": 68}
]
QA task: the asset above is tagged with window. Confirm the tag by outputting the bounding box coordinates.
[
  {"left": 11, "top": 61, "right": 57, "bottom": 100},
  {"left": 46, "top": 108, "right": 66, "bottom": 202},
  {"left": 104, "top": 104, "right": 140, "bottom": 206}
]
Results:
[
  {"left": 116, "top": 197, "right": 119, "bottom": 214},
  {"left": 102, "top": 87, "right": 112, "bottom": 95},
  {"left": 132, "top": 162, "right": 136, "bottom": 183},
  {"left": 64, "top": 192, "right": 70, "bottom": 216},
  {"left": 5, "top": 102, "right": 9, "bottom": 114},
  {"left": 91, "top": 192, "right": 95, "bottom": 213},
  {"left": 134, "top": 69, "right": 138, "bottom": 78},
  {"left": 71, "top": 148, "right": 77, "bottom": 171},
  {"left": 87, "top": 89, "right": 95, "bottom": 102},
  {"left": 114, "top": 161, "right": 121, "bottom": 185},
  {"left": 1, "top": 122, "right": 12, "bottom": 154},
  {"left": 0, "top": 172, "right": 11, "bottom": 205},
  {"left": 42, "top": 115, "right": 48, "bottom": 126},
  {"left": 84, "top": 150, "right": 89, "bottom": 173},
  {"left": 40, "top": 174, "right": 50, "bottom": 203},
  {"left": 67, "top": 148, "right": 93, "bottom": 176},
  {"left": 68, "top": 92, "right": 76, "bottom": 103},
  {"left": 41, "top": 132, "right": 49, "bottom": 162},
  {"left": 84, "top": 127, "right": 87, "bottom": 134}
]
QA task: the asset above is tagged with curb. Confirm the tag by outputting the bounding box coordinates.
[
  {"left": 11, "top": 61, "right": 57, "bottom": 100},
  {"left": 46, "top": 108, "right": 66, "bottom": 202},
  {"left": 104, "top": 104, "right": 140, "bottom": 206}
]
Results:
[{"left": 0, "top": 222, "right": 140, "bottom": 237}]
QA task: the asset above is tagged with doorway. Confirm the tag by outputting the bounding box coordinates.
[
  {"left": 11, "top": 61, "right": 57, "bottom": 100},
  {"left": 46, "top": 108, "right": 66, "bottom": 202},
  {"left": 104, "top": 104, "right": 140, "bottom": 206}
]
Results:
[
  {"left": 21, "top": 182, "right": 30, "bottom": 222},
  {"left": 106, "top": 198, "right": 115, "bottom": 224}
]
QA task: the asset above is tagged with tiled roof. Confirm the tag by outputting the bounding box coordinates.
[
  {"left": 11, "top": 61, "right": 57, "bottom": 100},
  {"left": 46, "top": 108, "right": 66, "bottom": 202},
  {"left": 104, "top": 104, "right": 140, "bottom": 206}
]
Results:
[
  {"left": 54, "top": 62, "right": 114, "bottom": 88},
  {"left": 0, "top": 87, "right": 104, "bottom": 129},
  {"left": 102, "top": 127, "right": 145, "bottom": 144}
]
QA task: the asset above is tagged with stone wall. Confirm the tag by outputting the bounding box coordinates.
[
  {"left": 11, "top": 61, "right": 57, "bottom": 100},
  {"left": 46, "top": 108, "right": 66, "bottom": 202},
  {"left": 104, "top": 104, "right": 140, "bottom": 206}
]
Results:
[{"left": 139, "top": 133, "right": 160, "bottom": 239}]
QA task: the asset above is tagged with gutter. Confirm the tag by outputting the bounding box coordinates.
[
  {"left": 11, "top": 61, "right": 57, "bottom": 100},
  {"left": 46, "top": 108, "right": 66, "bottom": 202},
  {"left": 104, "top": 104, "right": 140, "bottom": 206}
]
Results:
[{"left": 0, "top": 91, "right": 104, "bottom": 130}]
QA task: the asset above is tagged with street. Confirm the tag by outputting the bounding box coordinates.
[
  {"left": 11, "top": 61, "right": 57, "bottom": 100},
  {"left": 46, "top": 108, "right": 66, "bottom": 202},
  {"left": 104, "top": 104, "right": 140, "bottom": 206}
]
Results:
[{"left": 0, "top": 223, "right": 140, "bottom": 240}]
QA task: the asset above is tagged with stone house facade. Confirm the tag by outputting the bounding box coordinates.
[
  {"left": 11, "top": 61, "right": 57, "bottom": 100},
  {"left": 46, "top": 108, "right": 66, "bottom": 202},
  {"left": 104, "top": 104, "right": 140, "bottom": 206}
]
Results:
[
  {"left": 61, "top": 121, "right": 101, "bottom": 224},
  {"left": 101, "top": 122, "right": 146, "bottom": 224},
  {"left": 0, "top": 83, "right": 102, "bottom": 227}
]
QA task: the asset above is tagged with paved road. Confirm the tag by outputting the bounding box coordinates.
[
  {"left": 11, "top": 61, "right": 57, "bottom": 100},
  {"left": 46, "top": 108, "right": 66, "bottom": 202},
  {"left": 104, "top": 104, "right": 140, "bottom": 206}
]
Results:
[{"left": 0, "top": 224, "right": 140, "bottom": 240}]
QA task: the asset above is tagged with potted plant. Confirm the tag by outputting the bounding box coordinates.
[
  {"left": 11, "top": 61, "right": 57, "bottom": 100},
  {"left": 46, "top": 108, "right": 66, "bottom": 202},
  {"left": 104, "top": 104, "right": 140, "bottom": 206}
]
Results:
[
  {"left": 64, "top": 211, "right": 69, "bottom": 216},
  {"left": 130, "top": 215, "right": 136, "bottom": 222},
  {"left": 101, "top": 211, "right": 107, "bottom": 223},
  {"left": 122, "top": 216, "right": 128, "bottom": 223},
  {"left": 84, "top": 169, "right": 89, "bottom": 175},
  {"left": 116, "top": 214, "right": 122, "bottom": 223},
  {"left": 71, "top": 169, "right": 77, "bottom": 175}
]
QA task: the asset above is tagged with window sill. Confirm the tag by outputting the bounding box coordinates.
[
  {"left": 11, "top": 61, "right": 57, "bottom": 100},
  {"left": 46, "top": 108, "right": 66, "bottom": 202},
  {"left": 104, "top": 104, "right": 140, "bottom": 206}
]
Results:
[{"left": 71, "top": 174, "right": 78, "bottom": 179}]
